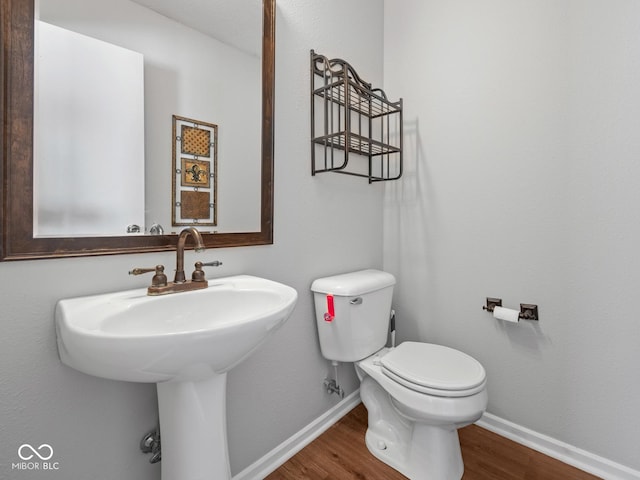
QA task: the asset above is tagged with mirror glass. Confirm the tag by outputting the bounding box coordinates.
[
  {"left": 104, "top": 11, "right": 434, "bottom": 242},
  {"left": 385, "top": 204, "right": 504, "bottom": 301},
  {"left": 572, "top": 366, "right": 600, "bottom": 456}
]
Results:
[{"left": 34, "top": 0, "right": 261, "bottom": 237}]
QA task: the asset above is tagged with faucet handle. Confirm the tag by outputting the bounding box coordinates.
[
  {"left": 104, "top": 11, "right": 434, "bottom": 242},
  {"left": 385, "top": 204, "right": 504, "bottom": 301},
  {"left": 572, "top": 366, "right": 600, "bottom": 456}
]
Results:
[
  {"left": 129, "top": 267, "right": 156, "bottom": 275},
  {"left": 191, "top": 261, "right": 223, "bottom": 283},
  {"left": 201, "top": 261, "right": 223, "bottom": 267},
  {"left": 129, "top": 265, "right": 168, "bottom": 287}
]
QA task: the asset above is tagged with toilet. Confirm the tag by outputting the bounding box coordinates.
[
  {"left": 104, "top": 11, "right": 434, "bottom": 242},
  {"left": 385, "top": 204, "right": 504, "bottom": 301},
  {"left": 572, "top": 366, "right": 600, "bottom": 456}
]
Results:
[{"left": 311, "top": 269, "right": 488, "bottom": 480}]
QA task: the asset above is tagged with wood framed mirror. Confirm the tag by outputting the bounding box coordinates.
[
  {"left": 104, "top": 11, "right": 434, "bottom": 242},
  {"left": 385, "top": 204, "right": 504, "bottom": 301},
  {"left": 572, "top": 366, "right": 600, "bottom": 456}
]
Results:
[{"left": 0, "top": 0, "right": 275, "bottom": 260}]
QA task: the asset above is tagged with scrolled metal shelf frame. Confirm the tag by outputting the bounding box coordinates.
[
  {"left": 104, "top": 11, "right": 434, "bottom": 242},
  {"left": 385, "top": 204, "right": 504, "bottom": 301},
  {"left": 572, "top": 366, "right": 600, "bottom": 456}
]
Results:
[{"left": 310, "top": 50, "right": 403, "bottom": 183}]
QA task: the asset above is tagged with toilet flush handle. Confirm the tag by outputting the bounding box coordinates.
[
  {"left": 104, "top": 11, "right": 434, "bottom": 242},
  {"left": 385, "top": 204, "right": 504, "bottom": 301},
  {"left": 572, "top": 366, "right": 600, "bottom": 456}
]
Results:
[
  {"left": 350, "top": 297, "right": 363, "bottom": 305},
  {"left": 324, "top": 294, "right": 335, "bottom": 322}
]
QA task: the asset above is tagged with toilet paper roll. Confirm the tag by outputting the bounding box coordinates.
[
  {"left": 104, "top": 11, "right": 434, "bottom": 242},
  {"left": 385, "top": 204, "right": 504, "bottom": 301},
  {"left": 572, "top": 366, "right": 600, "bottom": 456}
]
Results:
[{"left": 493, "top": 306, "right": 520, "bottom": 323}]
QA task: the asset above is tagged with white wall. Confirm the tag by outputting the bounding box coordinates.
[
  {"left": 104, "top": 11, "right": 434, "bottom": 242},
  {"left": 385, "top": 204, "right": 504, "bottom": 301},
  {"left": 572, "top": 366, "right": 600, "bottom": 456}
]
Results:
[
  {"left": 0, "top": 1, "right": 384, "bottom": 478},
  {"left": 384, "top": 0, "right": 640, "bottom": 472}
]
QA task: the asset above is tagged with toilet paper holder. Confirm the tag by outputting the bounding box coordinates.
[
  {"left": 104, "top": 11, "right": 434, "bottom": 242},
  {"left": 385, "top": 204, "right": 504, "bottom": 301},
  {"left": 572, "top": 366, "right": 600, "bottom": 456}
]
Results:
[{"left": 482, "top": 297, "right": 539, "bottom": 321}]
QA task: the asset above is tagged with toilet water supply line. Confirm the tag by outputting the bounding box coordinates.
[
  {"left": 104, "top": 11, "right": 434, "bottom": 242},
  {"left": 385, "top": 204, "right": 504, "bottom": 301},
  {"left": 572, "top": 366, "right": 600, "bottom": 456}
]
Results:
[
  {"left": 390, "top": 309, "right": 396, "bottom": 348},
  {"left": 323, "top": 361, "right": 345, "bottom": 398},
  {"left": 324, "top": 309, "right": 396, "bottom": 398}
]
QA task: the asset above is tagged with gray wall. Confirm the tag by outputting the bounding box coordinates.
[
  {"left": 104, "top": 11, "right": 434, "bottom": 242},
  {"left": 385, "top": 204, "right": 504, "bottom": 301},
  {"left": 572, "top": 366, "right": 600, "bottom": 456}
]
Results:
[
  {"left": 0, "top": 1, "right": 384, "bottom": 478},
  {"left": 383, "top": 0, "right": 640, "bottom": 472}
]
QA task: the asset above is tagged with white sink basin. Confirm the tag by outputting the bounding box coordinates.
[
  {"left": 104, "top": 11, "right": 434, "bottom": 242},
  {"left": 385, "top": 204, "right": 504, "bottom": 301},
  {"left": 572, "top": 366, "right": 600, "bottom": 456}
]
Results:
[
  {"left": 55, "top": 274, "right": 297, "bottom": 480},
  {"left": 56, "top": 275, "right": 298, "bottom": 383}
]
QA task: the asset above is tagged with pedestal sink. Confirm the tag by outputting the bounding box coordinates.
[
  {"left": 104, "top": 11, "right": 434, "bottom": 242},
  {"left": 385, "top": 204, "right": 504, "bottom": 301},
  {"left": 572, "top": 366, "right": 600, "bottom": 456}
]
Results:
[{"left": 55, "top": 275, "right": 297, "bottom": 480}]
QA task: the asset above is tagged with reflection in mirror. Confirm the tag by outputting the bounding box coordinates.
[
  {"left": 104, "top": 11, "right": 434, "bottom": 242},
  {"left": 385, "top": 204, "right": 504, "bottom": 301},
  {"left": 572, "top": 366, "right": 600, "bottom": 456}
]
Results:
[
  {"left": 34, "top": 0, "right": 261, "bottom": 237},
  {"left": 0, "top": 0, "right": 274, "bottom": 260},
  {"left": 34, "top": 21, "right": 146, "bottom": 236},
  {"left": 171, "top": 115, "right": 219, "bottom": 228}
]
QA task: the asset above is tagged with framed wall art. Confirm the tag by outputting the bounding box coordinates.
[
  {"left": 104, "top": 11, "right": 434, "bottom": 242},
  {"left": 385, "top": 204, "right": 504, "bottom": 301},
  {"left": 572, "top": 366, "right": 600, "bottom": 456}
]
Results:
[{"left": 172, "top": 115, "right": 218, "bottom": 227}]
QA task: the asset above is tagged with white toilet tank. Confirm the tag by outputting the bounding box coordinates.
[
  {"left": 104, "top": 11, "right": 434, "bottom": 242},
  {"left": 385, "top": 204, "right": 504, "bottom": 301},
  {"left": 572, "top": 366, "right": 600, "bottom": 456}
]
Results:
[{"left": 311, "top": 269, "right": 396, "bottom": 362}]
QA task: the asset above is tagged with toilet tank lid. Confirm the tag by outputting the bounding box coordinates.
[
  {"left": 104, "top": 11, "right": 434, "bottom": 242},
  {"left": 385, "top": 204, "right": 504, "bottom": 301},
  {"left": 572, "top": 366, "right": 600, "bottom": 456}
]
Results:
[{"left": 311, "top": 269, "right": 396, "bottom": 296}]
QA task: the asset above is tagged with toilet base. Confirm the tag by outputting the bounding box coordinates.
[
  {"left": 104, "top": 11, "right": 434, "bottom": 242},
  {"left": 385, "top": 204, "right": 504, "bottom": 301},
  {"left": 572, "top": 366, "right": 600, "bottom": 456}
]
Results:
[
  {"left": 360, "top": 375, "right": 465, "bottom": 480},
  {"left": 365, "top": 423, "right": 463, "bottom": 480}
]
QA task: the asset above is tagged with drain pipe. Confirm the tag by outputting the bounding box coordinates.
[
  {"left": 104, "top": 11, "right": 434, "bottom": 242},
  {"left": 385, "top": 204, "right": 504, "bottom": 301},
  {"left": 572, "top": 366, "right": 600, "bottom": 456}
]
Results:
[{"left": 140, "top": 428, "right": 161, "bottom": 464}]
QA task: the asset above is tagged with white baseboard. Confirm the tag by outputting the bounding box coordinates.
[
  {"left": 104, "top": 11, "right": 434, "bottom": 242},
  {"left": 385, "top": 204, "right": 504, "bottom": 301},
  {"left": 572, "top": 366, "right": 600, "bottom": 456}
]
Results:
[
  {"left": 232, "top": 390, "right": 361, "bottom": 480},
  {"left": 477, "top": 412, "right": 640, "bottom": 480}
]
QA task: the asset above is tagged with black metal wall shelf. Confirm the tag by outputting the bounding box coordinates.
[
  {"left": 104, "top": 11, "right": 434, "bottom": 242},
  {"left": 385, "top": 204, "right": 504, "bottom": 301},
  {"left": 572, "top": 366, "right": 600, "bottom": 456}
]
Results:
[{"left": 310, "top": 50, "right": 403, "bottom": 183}]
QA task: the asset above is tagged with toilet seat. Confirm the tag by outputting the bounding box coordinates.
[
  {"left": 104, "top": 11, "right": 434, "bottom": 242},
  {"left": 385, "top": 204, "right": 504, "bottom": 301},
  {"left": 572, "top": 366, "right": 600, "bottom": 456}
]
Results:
[{"left": 380, "top": 342, "right": 486, "bottom": 398}]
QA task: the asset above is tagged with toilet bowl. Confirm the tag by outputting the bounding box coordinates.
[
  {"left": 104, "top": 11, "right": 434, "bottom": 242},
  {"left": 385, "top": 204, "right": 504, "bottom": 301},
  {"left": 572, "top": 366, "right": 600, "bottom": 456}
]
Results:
[
  {"left": 357, "top": 344, "right": 487, "bottom": 480},
  {"left": 311, "top": 270, "right": 488, "bottom": 480}
]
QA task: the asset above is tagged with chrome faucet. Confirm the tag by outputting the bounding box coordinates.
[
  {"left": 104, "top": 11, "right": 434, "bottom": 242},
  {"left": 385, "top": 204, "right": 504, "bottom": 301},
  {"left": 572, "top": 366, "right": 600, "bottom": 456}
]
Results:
[{"left": 129, "top": 227, "right": 222, "bottom": 295}]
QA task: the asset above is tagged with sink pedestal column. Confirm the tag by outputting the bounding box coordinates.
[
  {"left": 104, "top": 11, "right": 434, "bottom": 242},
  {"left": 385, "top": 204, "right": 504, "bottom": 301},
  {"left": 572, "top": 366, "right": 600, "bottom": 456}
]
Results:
[{"left": 157, "top": 373, "right": 230, "bottom": 480}]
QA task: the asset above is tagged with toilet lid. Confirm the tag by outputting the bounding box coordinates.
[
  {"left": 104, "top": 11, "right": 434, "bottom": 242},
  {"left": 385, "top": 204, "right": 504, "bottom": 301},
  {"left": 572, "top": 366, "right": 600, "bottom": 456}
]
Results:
[{"left": 380, "top": 342, "right": 486, "bottom": 396}]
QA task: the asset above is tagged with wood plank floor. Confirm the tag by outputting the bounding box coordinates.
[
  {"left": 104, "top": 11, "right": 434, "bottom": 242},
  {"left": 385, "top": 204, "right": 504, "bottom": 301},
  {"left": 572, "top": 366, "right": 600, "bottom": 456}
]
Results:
[{"left": 265, "top": 404, "right": 602, "bottom": 480}]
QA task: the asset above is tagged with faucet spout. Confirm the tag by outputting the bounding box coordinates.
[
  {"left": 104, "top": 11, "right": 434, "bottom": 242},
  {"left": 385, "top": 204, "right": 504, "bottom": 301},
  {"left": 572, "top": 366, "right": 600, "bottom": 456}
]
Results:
[
  {"left": 175, "top": 227, "right": 205, "bottom": 283},
  {"left": 133, "top": 227, "right": 214, "bottom": 295}
]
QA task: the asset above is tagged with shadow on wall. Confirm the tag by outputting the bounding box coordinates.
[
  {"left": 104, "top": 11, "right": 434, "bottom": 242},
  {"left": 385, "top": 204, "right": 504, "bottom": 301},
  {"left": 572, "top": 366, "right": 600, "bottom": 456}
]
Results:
[
  {"left": 383, "top": 117, "right": 440, "bottom": 342},
  {"left": 493, "top": 318, "right": 552, "bottom": 359}
]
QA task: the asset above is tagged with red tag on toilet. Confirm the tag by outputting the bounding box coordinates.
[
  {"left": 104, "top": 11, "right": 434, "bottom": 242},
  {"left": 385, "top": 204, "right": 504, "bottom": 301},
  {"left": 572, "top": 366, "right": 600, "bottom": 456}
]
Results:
[{"left": 324, "top": 294, "right": 335, "bottom": 322}]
